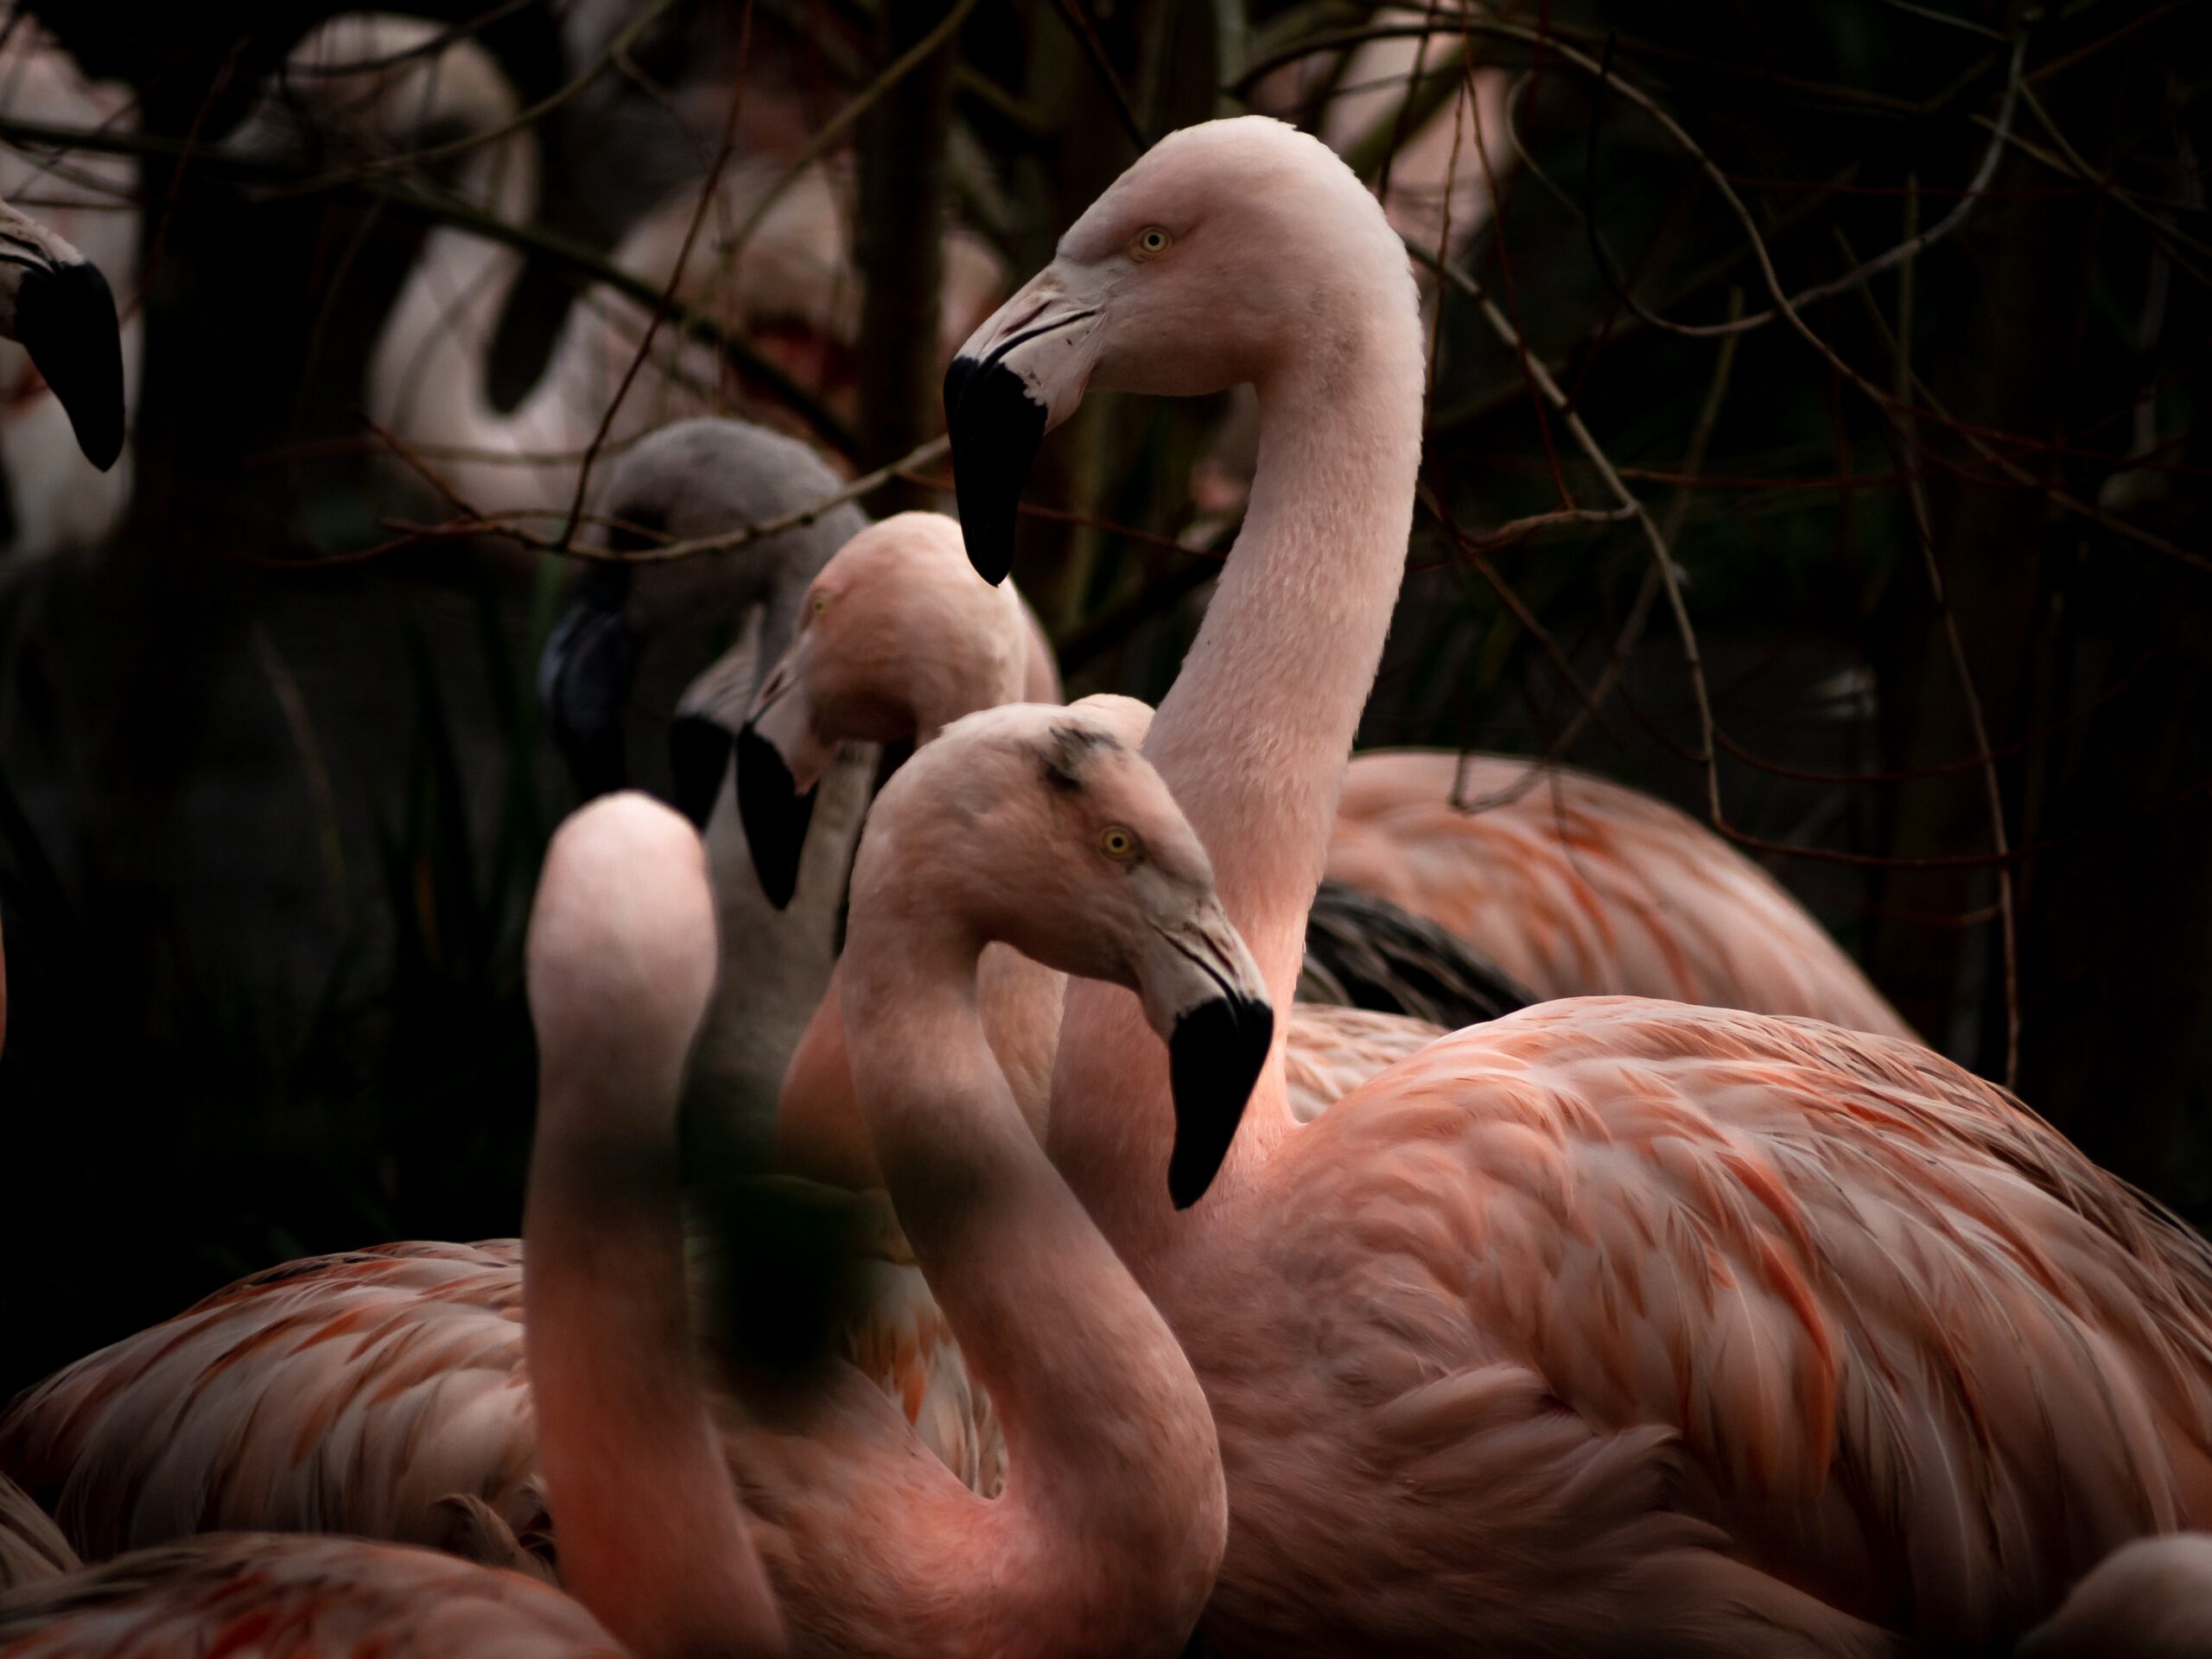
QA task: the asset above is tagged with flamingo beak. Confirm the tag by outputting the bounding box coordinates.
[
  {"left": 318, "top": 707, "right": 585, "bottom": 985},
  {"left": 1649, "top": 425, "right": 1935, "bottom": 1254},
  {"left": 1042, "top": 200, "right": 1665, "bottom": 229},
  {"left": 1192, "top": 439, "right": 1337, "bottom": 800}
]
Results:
[
  {"left": 16, "top": 258, "right": 124, "bottom": 472},
  {"left": 667, "top": 714, "right": 733, "bottom": 830},
  {"left": 944, "top": 264, "right": 1103, "bottom": 585},
  {"left": 734, "top": 655, "right": 836, "bottom": 910},
  {"left": 1141, "top": 901, "right": 1274, "bottom": 1209},
  {"left": 538, "top": 566, "right": 638, "bottom": 799}
]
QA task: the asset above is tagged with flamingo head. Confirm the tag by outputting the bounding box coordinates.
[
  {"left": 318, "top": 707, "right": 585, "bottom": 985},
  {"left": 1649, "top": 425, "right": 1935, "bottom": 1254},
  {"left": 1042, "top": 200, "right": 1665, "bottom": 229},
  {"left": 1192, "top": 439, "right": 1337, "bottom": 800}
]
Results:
[
  {"left": 527, "top": 791, "right": 718, "bottom": 1116},
  {"left": 0, "top": 198, "right": 124, "bottom": 471},
  {"left": 734, "top": 512, "right": 1030, "bottom": 907},
  {"left": 851, "top": 698, "right": 1274, "bottom": 1206},
  {"left": 944, "top": 114, "right": 1412, "bottom": 582}
]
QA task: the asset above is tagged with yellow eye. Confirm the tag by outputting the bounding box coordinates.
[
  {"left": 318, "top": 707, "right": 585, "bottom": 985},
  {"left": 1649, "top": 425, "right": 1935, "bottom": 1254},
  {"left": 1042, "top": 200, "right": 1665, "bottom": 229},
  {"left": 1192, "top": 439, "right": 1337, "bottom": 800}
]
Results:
[
  {"left": 1133, "top": 226, "right": 1172, "bottom": 258},
  {"left": 1099, "top": 825, "right": 1139, "bottom": 861},
  {"left": 812, "top": 594, "right": 830, "bottom": 614}
]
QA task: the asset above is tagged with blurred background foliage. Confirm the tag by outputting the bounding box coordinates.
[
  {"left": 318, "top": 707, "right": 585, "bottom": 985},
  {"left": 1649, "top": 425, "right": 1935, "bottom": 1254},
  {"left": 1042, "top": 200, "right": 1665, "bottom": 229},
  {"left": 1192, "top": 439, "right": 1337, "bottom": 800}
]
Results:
[{"left": 2, "top": 0, "right": 2207, "bottom": 1396}]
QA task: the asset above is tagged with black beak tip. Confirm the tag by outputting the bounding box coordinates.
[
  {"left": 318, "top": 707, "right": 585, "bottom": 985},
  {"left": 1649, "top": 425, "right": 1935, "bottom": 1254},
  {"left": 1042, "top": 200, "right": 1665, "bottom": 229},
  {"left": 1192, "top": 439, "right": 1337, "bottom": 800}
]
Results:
[
  {"left": 943, "top": 353, "right": 1041, "bottom": 588},
  {"left": 18, "top": 261, "right": 124, "bottom": 472},
  {"left": 1166, "top": 994, "right": 1275, "bottom": 1209},
  {"left": 668, "top": 715, "right": 734, "bottom": 831},
  {"left": 734, "top": 724, "right": 817, "bottom": 912}
]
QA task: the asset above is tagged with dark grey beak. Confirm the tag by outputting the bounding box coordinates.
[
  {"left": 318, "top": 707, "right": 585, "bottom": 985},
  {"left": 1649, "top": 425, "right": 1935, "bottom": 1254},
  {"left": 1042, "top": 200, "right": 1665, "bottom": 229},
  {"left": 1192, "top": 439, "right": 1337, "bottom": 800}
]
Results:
[
  {"left": 668, "top": 715, "right": 733, "bottom": 830},
  {"left": 538, "top": 567, "right": 637, "bottom": 798},
  {"left": 734, "top": 723, "right": 817, "bottom": 911},
  {"left": 943, "top": 352, "right": 1045, "bottom": 587},
  {"left": 1166, "top": 991, "right": 1274, "bottom": 1208},
  {"left": 18, "top": 261, "right": 124, "bottom": 471}
]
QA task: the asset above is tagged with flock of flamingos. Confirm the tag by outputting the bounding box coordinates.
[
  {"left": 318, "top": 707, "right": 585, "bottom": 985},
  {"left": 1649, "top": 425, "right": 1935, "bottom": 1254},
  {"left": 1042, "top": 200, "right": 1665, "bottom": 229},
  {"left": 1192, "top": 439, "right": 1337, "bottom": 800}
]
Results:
[{"left": 2, "top": 10, "right": 2211, "bottom": 1658}]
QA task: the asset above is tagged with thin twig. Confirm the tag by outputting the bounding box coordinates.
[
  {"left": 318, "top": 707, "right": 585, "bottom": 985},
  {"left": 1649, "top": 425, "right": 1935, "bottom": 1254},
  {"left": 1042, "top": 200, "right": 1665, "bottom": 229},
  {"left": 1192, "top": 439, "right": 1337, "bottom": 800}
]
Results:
[{"left": 1573, "top": 35, "right": 2024, "bottom": 340}]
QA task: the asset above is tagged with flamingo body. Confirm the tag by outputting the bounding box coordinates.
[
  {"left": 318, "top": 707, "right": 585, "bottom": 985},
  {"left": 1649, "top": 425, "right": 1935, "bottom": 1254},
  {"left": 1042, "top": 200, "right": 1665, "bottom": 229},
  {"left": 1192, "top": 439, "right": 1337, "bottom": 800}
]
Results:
[
  {"left": 1327, "top": 752, "right": 1911, "bottom": 1036},
  {"left": 1173, "top": 999, "right": 2212, "bottom": 1653},
  {"left": 0, "top": 1531, "right": 620, "bottom": 1658},
  {"left": 0, "top": 1244, "right": 540, "bottom": 1566}
]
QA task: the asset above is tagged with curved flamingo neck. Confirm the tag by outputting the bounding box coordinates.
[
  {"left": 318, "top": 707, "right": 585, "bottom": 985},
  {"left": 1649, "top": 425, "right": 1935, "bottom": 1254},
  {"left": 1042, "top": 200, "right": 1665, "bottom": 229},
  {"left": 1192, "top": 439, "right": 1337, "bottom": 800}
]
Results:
[
  {"left": 1048, "top": 259, "right": 1427, "bottom": 1268},
  {"left": 524, "top": 1042, "right": 786, "bottom": 1656},
  {"left": 839, "top": 900, "right": 1225, "bottom": 1652},
  {"left": 366, "top": 101, "right": 553, "bottom": 465}
]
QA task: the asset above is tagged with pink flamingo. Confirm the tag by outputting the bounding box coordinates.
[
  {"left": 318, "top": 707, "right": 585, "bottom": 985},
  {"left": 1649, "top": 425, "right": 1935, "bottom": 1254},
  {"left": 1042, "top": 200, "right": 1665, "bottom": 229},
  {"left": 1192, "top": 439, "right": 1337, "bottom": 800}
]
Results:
[
  {"left": 943, "top": 114, "right": 2212, "bottom": 1652},
  {"left": 0, "top": 799, "right": 817, "bottom": 1659},
  {"left": 3, "top": 711, "right": 1271, "bottom": 1659},
  {"left": 735, "top": 509, "right": 1448, "bottom": 1180},
  {"left": 1326, "top": 750, "right": 1913, "bottom": 1033},
  {"left": 0, "top": 1525, "right": 630, "bottom": 1656}
]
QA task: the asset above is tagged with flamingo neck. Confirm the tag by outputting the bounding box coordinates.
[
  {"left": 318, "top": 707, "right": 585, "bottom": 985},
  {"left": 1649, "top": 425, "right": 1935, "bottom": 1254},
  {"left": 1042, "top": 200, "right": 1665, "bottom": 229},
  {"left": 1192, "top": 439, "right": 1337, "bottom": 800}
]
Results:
[
  {"left": 840, "top": 907, "right": 1225, "bottom": 1654},
  {"left": 1049, "top": 267, "right": 1426, "bottom": 1268},
  {"left": 367, "top": 113, "right": 549, "bottom": 468},
  {"left": 524, "top": 1056, "right": 786, "bottom": 1657}
]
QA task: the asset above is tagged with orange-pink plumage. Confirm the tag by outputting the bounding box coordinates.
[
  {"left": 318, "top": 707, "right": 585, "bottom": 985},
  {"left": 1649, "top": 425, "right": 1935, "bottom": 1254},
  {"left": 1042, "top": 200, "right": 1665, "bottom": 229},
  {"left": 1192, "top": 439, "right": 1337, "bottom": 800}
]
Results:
[{"left": 1327, "top": 751, "right": 1911, "bottom": 1037}]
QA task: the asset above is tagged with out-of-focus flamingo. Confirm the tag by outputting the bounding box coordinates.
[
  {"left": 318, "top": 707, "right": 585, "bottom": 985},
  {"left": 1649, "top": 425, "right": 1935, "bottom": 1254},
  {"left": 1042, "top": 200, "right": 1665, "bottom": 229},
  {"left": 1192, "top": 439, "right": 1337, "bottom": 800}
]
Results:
[
  {"left": 0, "top": 186, "right": 124, "bottom": 486},
  {"left": 0, "top": 19, "right": 136, "bottom": 556},
  {"left": 536, "top": 418, "right": 880, "bottom": 1164},
  {"left": 518, "top": 793, "right": 791, "bottom": 1658},
  {"left": 1193, "top": 9, "right": 1510, "bottom": 523},
  {"left": 2, "top": 715, "right": 1269, "bottom": 1659},
  {"left": 2018, "top": 1535, "right": 2212, "bottom": 1658},
  {"left": 0, "top": 1528, "right": 629, "bottom": 1657},
  {"left": 944, "top": 114, "right": 2212, "bottom": 1652},
  {"left": 227, "top": 14, "right": 1001, "bottom": 527},
  {"left": 222, "top": 13, "right": 851, "bottom": 524}
]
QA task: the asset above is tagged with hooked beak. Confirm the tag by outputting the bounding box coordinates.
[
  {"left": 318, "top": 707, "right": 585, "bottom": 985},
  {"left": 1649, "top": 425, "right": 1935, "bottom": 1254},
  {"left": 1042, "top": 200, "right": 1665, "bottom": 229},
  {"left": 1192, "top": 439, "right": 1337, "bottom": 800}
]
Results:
[
  {"left": 944, "top": 264, "right": 1103, "bottom": 585},
  {"left": 667, "top": 714, "right": 733, "bottom": 830},
  {"left": 1138, "top": 900, "right": 1274, "bottom": 1209},
  {"left": 16, "top": 258, "right": 124, "bottom": 472},
  {"left": 734, "top": 652, "right": 838, "bottom": 910},
  {"left": 538, "top": 566, "right": 638, "bottom": 799}
]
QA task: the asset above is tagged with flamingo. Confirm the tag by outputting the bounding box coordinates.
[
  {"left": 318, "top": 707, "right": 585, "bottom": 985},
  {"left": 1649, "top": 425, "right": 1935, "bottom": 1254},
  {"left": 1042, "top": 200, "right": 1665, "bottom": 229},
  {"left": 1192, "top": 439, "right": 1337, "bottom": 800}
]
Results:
[
  {"left": 1325, "top": 750, "right": 1913, "bottom": 1033},
  {"left": 2017, "top": 1535, "right": 2212, "bottom": 1657},
  {"left": 943, "top": 114, "right": 2212, "bottom": 1652},
  {"left": 729, "top": 508, "right": 1484, "bottom": 1167},
  {"left": 0, "top": 805, "right": 811, "bottom": 1659},
  {"left": 223, "top": 13, "right": 855, "bottom": 525},
  {"left": 0, "top": 20, "right": 134, "bottom": 556},
  {"left": 535, "top": 417, "right": 882, "bottom": 1161},
  {"left": 7, "top": 716, "right": 1269, "bottom": 1659},
  {"left": 0, "top": 1525, "right": 630, "bottom": 1656},
  {"left": 0, "top": 184, "right": 124, "bottom": 487}
]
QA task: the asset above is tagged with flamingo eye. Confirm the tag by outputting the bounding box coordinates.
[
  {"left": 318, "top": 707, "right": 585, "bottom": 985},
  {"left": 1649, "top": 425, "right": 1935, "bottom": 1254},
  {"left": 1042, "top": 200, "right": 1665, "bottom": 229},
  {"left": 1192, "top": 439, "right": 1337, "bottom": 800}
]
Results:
[
  {"left": 1132, "top": 226, "right": 1173, "bottom": 259},
  {"left": 1099, "top": 825, "right": 1140, "bottom": 861},
  {"left": 812, "top": 594, "right": 830, "bottom": 615}
]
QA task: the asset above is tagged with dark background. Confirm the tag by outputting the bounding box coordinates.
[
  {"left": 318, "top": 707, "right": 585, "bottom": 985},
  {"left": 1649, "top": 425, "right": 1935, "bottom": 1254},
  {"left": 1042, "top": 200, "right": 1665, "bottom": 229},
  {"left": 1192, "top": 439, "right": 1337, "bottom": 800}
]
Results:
[{"left": 3, "top": 0, "right": 2206, "bottom": 1397}]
